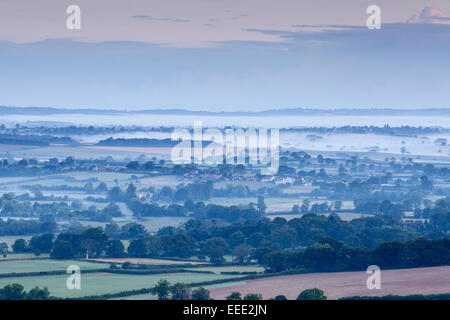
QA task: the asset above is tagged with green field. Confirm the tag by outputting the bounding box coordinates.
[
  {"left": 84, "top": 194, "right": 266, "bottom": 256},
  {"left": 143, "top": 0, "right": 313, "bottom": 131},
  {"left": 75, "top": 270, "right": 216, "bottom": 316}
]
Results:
[
  {"left": 0, "top": 272, "right": 245, "bottom": 298},
  {"left": 110, "top": 280, "right": 248, "bottom": 300},
  {"left": 188, "top": 255, "right": 235, "bottom": 263},
  {"left": 0, "top": 259, "right": 108, "bottom": 274},
  {"left": 78, "top": 216, "right": 189, "bottom": 233},
  {"left": 2, "top": 146, "right": 144, "bottom": 162},
  {"left": 266, "top": 212, "right": 364, "bottom": 221},
  {"left": 187, "top": 265, "right": 264, "bottom": 274},
  {"left": 0, "top": 170, "right": 148, "bottom": 196},
  {"left": 137, "top": 175, "right": 191, "bottom": 188},
  {"left": 0, "top": 253, "right": 49, "bottom": 261},
  {"left": 214, "top": 181, "right": 269, "bottom": 191},
  {"left": 204, "top": 197, "right": 356, "bottom": 213}
]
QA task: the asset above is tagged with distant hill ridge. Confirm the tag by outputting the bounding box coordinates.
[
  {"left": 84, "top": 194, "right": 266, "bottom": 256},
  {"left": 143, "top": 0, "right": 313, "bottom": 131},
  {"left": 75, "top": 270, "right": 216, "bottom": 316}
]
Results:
[{"left": 1, "top": 106, "right": 450, "bottom": 117}]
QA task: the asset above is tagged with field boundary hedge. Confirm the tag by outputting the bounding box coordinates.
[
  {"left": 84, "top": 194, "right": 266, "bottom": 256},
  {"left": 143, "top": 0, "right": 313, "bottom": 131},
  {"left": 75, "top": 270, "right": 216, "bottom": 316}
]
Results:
[
  {"left": 106, "top": 269, "right": 214, "bottom": 275},
  {"left": 0, "top": 269, "right": 109, "bottom": 279},
  {"left": 71, "top": 269, "right": 308, "bottom": 300},
  {"left": 341, "top": 293, "right": 450, "bottom": 300}
]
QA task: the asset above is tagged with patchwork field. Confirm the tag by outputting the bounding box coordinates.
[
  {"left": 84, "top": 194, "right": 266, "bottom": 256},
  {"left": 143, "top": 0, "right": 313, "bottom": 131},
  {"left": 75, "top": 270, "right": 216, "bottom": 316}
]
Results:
[
  {"left": 205, "top": 197, "right": 358, "bottom": 214},
  {"left": 135, "top": 175, "right": 191, "bottom": 188},
  {"left": 111, "top": 281, "right": 248, "bottom": 300},
  {"left": 0, "top": 272, "right": 244, "bottom": 298},
  {"left": 214, "top": 181, "right": 270, "bottom": 191},
  {"left": 186, "top": 265, "right": 264, "bottom": 274},
  {"left": 0, "top": 253, "right": 49, "bottom": 261},
  {"left": 2, "top": 146, "right": 149, "bottom": 162},
  {"left": 86, "top": 258, "right": 205, "bottom": 265},
  {"left": 266, "top": 212, "right": 365, "bottom": 222},
  {"left": 208, "top": 266, "right": 450, "bottom": 300},
  {"left": 78, "top": 216, "right": 190, "bottom": 233},
  {"left": 0, "top": 259, "right": 108, "bottom": 274}
]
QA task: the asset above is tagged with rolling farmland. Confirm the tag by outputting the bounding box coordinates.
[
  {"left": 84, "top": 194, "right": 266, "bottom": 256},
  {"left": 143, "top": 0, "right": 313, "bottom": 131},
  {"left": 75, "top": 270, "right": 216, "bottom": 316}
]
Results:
[
  {"left": 0, "top": 259, "right": 107, "bottom": 275},
  {"left": 0, "top": 272, "right": 245, "bottom": 298},
  {"left": 208, "top": 266, "right": 450, "bottom": 300}
]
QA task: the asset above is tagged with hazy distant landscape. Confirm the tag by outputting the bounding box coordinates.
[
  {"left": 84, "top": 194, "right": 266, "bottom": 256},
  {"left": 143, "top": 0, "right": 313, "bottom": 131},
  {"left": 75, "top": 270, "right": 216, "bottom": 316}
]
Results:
[
  {"left": 1, "top": 0, "right": 450, "bottom": 303},
  {"left": 0, "top": 106, "right": 449, "bottom": 300}
]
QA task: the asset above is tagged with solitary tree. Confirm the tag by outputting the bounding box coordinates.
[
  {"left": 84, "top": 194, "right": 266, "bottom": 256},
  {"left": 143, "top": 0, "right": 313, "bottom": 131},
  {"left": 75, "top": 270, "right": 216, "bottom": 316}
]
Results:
[
  {"left": 12, "top": 239, "right": 28, "bottom": 253},
  {"left": 191, "top": 287, "right": 210, "bottom": 300},
  {"left": 244, "top": 293, "right": 263, "bottom": 300},
  {"left": 257, "top": 196, "right": 267, "bottom": 214},
  {"left": 226, "top": 292, "right": 242, "bottom": 300},
  {"left": 26, "top": 287, "right": 50, "bottom": 300},
  {"left": 0, "top": 242, "right": 8, "bottom": 258},
  {"left": 50, "top": 240, "right": 74, "bottom": 260},
  {"left": 296, "top": 288, "right": 327, "bottom": 300},
  {"left": 151, "top": 279, "right": 171, "bottom": 300},
  {"left": 333, "top": 200, "right": 343, "bottom": 210}
]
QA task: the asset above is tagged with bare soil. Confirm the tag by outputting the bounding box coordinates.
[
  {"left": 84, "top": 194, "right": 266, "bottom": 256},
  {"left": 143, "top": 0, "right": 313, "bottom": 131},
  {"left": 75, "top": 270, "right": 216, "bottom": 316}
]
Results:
[{"left": 209, "top": 266, "right": 450, "bottom": 300}]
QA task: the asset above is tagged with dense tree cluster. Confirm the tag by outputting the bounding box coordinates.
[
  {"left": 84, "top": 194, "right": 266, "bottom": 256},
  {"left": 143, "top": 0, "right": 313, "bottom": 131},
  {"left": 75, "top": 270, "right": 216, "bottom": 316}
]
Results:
[
  {"left": 0, "top": 218, "right": 56, "bottom": 236},
  {"left": 0, "top": 193, "right": 122, "bottom": 222},
  {"left": 0, "top": 284, "right": 51, "bottom": 300},
  {"left": 261, "top": 237, "right": 450, "bottom": 273}
]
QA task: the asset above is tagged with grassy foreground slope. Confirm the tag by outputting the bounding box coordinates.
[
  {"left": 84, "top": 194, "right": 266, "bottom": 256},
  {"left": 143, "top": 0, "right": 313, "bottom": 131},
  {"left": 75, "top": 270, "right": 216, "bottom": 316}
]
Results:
[{"left": 0, "top": 272, "right": 244, "bottom": 298}]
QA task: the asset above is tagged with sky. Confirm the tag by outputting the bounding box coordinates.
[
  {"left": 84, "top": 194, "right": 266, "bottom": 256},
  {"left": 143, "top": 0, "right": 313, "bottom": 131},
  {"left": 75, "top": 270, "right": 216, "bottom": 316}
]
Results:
[{"left": 0, "top": 0, "right": 449, "bottom": 111}]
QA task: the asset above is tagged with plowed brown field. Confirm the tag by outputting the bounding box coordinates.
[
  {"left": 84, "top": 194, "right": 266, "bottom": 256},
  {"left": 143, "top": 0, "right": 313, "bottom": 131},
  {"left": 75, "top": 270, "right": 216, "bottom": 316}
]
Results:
[{"left": 209, "top": 266, "right": 450, "bottom": 300}]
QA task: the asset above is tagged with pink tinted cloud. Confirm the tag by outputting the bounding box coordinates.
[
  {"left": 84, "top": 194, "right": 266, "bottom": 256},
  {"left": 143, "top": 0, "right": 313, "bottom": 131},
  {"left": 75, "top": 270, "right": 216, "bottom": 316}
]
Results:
[{"left": 407, "top": 6, "right": 450, "bottom": 24}]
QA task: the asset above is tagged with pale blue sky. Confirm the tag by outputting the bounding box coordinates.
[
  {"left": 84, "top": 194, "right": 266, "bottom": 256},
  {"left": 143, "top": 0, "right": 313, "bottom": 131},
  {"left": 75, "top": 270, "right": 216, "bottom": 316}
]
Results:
[{"left": 0, "top": 1, "right": 449, "bottom": 111}]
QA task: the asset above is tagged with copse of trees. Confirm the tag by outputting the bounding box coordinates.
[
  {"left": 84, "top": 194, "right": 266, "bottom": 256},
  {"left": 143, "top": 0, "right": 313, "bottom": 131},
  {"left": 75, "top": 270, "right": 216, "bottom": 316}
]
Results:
[
  {"left": 0, "top": 192, "right": 121, "bottom": 223},
  {"left": 105, "top": 222, "right": 148, "bottom": 239},
  {"left": 126, "top": 197, "right": 263, "bottom": 222},
  {"left": 150, "top": 280, "right": 210, "bottom": 300},
  {"left": 0, "top": 218, "right": 54, "bottom": 236},
  {"left": 0, "top": 283, "right": 51, "bottom": 300},
  {"left": 225, "top": 292, "right": 263, "bottom": 300},
  {"left": 127, "top": 199, "right": 187, "bottom": 218},
  {"left": 297, "top": 288, "right": 327, "bottom": 300},
  {"left": 420, "top": 197, "right": 450, "bottom": 220},
  {"left": 128, "top": 233, "right": 196, "bottom": 259},
  {"left": 261, "top": 237, "right": 450, "bottom": 273},
  {"left": 47, "top": 227, "right": 123, "bottom": 259},
  {"left": 6, "top": 198, "right": 449, "bottom": 271},
  {"left": 126, "top": 203, "right": 449, "bottom": 261},
  {"left": 28, "top": 233, "right": 54, "bottom": 254}
]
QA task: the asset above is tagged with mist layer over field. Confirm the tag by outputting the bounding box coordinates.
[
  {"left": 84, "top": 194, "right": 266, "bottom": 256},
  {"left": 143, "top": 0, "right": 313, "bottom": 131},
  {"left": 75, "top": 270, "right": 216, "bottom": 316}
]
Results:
[{"left": 1, "top": 114, "right": 450, "bottom": 128}]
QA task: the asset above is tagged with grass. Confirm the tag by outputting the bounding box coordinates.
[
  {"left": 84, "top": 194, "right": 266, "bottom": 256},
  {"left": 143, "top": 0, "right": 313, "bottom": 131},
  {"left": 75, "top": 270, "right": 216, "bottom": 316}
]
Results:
[
  {"left": 0, "top": 253, "right": 49, "bottom": 261},
  {"left": 86, "top": 257, "right": 203, "bottom": 265},
  {"left": 137, "top": 175, "right": 191, "bottom": 188},
  {"left": 0, "top": 259, "right": 108, "bottom": 275},
  {"left": 109, "top": 280, "right": 248, "bottom": 300},
  {"left": 0, "top": 170, "right": 143, "bottom": 195},
  {"left": 266, "top": 212, "right": 364, "bottom": 221},
  {"left": 186, "top": 265, "right": 264, "bottom": 274},
  {"left": 0, "top": 272, "right": 245, "bottom": 298},
  {"left": 4, "top": 146, "right": 143, "bottom": 162},
  {"left": 204, "top": 197, "right": 356, "bottom": 213},
  {"left": 214, "top": 181, "right": 269, "bottom": 191},
  {"left": 188, "top": 255, "right": 234, "bottom": 263},
  {"left": 78, "top": 216, "right": 189, "bottom": 233},
  {"left": 207, "top": 266, "right": 450, "bottom": 300}
]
